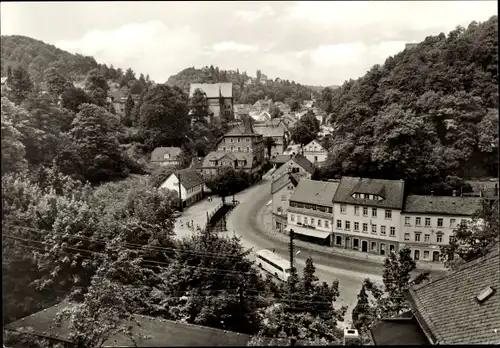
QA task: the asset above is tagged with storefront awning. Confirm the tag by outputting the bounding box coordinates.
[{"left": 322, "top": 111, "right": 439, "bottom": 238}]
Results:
[{"left": 286, "top": 225, "right": 331, "bottom": 239}]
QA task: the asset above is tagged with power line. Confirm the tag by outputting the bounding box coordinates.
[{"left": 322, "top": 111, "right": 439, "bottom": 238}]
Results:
[
  {"left": 4, "top": 240, "right": 345, "bottom": 309},
  {"left": 3, "top": 223, "right": 250, "bottom": 260}
]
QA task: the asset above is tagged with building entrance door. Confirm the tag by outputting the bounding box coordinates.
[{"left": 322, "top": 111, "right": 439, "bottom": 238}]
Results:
[{"left": 361, "top": 241, "right": 368, "bottom": 252}]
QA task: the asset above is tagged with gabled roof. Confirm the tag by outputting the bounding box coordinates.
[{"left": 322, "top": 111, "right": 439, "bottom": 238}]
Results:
[
  {"left": 289, "top": 179, "right": 339, "bottom": 207},
  {"left": 271, "top": 172, "right": 302, "bottom": 194},
  {"left": 174, "top": 168, "right": 203, "bottom": 189},
  {"left": 202, "top": 151, "right": 255, "bottom": 169},
  {"left": 406, "top": 245, "right": 500, "bottom": 344},
  {"left": 189, "top": 83, "right": 233, "bottom": 98},
  {"left": 403, "top": 195, "right": 483, "bottom": 216},
  {"left": 304, "top": 139, "right": 327, "bottom": 152},
  {"left": 151, "top": 147, "right": 182, "bottom": 162},
  {"left": 4, "top": 301, "right": 252, "bottom": 347},
  {"left": 253, "top": 126, "right": 285, "bottom": 138},
  {"left": 272, "top": 154, "right": 292, "bottom": 164},
  {"left": 333, "top": 176, "right": 405, "bottom": 210},
  {"left": 292, "top": 154, "right": 315, "bottom": 175},
  {"left": 1, "top": 76, "right": 8, "bottom": 84}
]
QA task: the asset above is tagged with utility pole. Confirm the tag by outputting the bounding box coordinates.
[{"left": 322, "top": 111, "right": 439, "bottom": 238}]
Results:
[
  {"left": 289, "top": 229, "right": 295, "bottom": 271},
  {"left": 177, "top": 172, "right": 183, "bottom": 212}
]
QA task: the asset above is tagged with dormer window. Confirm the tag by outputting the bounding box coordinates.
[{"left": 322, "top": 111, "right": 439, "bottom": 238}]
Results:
[{"left": 476, "top": 286, "right": 495, "bottom": 303}]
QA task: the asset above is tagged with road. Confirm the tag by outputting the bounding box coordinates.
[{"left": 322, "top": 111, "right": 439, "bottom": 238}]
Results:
[{"left": 225, "top": 177, "right": 385, "bottom": 325}]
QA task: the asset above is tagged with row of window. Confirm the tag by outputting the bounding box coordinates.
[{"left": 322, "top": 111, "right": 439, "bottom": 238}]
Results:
[
  {"left": 404, "top": 232, "right": 454, "bottom": 244},
  {"left": 222, "top": 146, "right": 253, "bottom": 153},
  {"left": 336, "top": 220, "right": 396, "bottom": 237},
  {"left": 340, "top": 205, "right": 393, "bottom": 219},
  {"left": 404, "top": 216, "right": 466, "bottom": 228},
  {"left": 289, "top": 201, "right": 333, "bottom": 213},
  {"left": 225, "top": 137, "right": 251, "bottom": 143},
  {"left": 335, "top": 236, "right": 396, "bottom": 255},
  {"left": 290, "top": 214, "right": 330, "bottom": 228}
]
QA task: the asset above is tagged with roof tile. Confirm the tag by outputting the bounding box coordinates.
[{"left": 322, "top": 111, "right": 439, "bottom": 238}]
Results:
[
  {"left": 408, "top": 246, "right": 500, "bottom": 344},
  {"left": 289, "top": 179, "right": 339, "bottom": 207},
  {"left": 404, "top": 195, "right": 483, "bottom": 216}
]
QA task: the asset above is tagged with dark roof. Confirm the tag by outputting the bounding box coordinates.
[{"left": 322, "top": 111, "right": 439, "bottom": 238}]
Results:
[
  {"left": 189, "top": 83, "right": 233, "bottom": 98},
  {"left": 4, "top": 302, "right": 252, "bottom": 347},
  {"left": 406, "top": 246, "right": 500, "bottom": 344},
  {"left": 333, "top": 176, "right": 405, "bottom": 210},
  {"left": 292, "top": 154, "right": 315, "bottom": 175},
  {"left": 289, "top": 179, "right": 339, "bottom": 206},
  {"left": 190, "top": 157, "right": 204, "bottom": 170},
  {"left": 272, "top": 154, "right": 292, "bottom": 164},
  {"left": 151, "top": 147, "right": 182, "bottom": 162},
  {"left": 270, "top": 172, "right": 302, "bottom": 194},
  {"left": 253, "top": 125, "right": 285, "bottom": 138},
  {"left": 404, "top": 195, "right": 483, "bottom": 216},
  {"left": 370, "top": 312, "right": 430, "bottom": 345},
  {"left": 175, "top": 168, "right": 203, "bottom": 189},
  {"left": 202, "top": 151, "right": 255, "bottom": 169},
  {"left": 224, "top": 118, "right": 258, "bottom": 136}
]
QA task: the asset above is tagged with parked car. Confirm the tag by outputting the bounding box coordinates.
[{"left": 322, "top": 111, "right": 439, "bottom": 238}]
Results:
[{"left": 172, "top": 211, "right": 182, "bottom": 218}]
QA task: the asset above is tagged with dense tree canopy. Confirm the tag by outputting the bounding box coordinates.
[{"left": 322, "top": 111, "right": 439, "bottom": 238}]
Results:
[
  {"left": 290, "top": 111, "right": 320, "bottom": 146},
  {"left": 317, "top": 16, "right": 499, "bottom": 193},
  {"left": 138, "top": 84, "right": 190, "bottom": 150}
]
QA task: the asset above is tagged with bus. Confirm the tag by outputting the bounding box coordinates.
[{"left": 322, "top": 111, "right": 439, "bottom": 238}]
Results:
[{"left": 255, "top": 249, "right": 291, "bottom": 282}]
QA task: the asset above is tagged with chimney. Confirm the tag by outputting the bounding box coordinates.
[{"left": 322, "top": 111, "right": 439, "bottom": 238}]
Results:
[
  {"left": 452, "top": 190, "right": 457, "bottom": 197},
  {"left": 431, "top": 191, "right": 434, "bottom": 196},
  {"left": 343, "top": 328, "right": 361, "bottom": 345}
]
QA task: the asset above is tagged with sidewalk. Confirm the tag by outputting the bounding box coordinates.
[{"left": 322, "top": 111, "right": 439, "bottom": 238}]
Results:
[
  {"left": 258, "top": 203, "right": 448, "bottom": 272},
  {"left": 174, "top": 197, "right": 224, "bottom": 239}
]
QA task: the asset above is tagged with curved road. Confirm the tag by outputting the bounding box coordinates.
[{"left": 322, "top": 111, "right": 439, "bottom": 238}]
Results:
[{"left": 227, "top": 177, "right": 384, "bottom": 323}]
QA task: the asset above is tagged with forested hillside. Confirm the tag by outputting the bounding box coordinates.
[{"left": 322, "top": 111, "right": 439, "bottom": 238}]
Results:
[
  {"left": 317, "top": 16, "right": 499, "bottom": 194},
  {"left": 1, "top": 35, "right": 152, "bottom": 89},
  {"left": 167, "top": 66, "right": 318, "bottom": 105}
]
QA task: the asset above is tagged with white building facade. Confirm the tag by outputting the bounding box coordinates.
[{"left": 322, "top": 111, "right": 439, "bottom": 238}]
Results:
[
  {"left": 302, "top": 139, "right": 328, "bottom": 165},
  {"left": 160, "top": 169, "right": 204, "bottom": 208},
  {"left": 331, "top": 177, "right": 406, "bottom": 256},
  {"left": 400, "top": 195, "right": 483, "bottom": 262}
]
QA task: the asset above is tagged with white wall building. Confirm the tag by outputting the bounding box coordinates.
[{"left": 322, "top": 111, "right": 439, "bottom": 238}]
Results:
[
  {"left": 271, "top": 172, "right": 303, "bottom": 233},
  {"left": 400, "top": 195, "right": 483, "bottom": 262},
  {"left": 302, "top": 139, "right": 328, "bottom": 165},
  {"left": 160, "top": 168, "right": 204, "bottom": 208},
  {"left": 286, "top": 179, "right": 340, "bottom": 246},
  {"left": 331, "top": 177, "right": 406, "bottom": 256},
  {"left": 271, "top": 154, "right": 315, "bottom": 181}
]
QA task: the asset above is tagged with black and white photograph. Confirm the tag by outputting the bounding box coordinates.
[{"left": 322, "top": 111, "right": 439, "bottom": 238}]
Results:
[{"left": 1, "top": 1, "right": 499, "bottom": 346}]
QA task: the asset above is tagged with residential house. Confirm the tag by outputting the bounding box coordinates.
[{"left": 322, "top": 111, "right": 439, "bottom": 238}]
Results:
[
  {"left": 109, "top": 89, "right": 140, "bottom": 118},
  {"left": 201, "top": 118, "right": 265, "bottom": 179},
  {"left": 274, "top": 101, "right": 291, "bottom": 114},
  {"left": 400, "top": 195, "right": 483, "bottom": 262},
  {"left": 160, "top": 168, "right": 204, "bottom": 208},
  {"left": 271, "top": 154, "right": 315, "bottom": 181},
  {"left": 151, "top": 147, "right": 182, "bottom": 167},
  {"left": 283, "top": 143, "right": 302, "bottom": 156},
  {"left": 285, "top": 179, "right": 340, "bottom": 246},
  {"left": 271, "top": 172, "right": 303, "bottom": 233},
  {"left": 332, "top": 177, "right": 406, "bottom": 256},
  {"left": 233, "top": 103, "right": 252, "bottom": 120},
  {"left": 253, "top": 124, "right": 288, "bottom": 158},
  {"left": 302, "top": 139, "right": 329, "bottom": 165},
  {"left": 464, "top": 179, "right": 499, "bottom": 202},
  {"left": 189, "top": 83, "right": 234, "bottom": 120},
  {"left": 370, "top": 240, "right": 499, "bottom": 345},
  {"left": 4, "top": 301, "right": 253, "bottom": 347},
  {"left": 250, "top": 110, "right": 271, "bottom": 123}
]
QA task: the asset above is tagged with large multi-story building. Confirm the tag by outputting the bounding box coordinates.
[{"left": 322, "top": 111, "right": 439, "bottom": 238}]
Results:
[
  {"left": 201, "top": 117, "right": 265, "bottom": 179},
  {"left": 189, "top": 83, "right": 234, "bottom": 120},
  {"left": 400, "top": 195, "right": 483, "bottom": 262},
  {"left": 253, "top": 124, "right": 288, "bottom": 158},
  {"left": 286, "top": 179, "right": 340, "bottom": 246},
  {"left": 331, "top": 177, "right": 406, "bottom": 256}
]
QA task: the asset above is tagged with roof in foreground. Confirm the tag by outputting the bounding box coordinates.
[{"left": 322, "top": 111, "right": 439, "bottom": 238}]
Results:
[
  {"left": 292, "top": 154, "right": 315, "bottom": 174},
  {"left": 369, "top": 312, "right": 430, "bottom": 345},
  {"left": 403, "top": 195, "right": 483, "bottom": 216},
  {"left": 333, "top": 176, "right": 405, "bottom": 210},
  {"left": 407, "top": 245, "right": 500, "bottom": 344},
  {"left": 4, "top": 302, "right": 252, "bottom": 347},
  {"left": 289, "top": 179, "right": 339, "bottom": 206},
  {"left": 189, "top": 82, "right": 233, "bottom": 98},
  {"left": 175, "top": 168, "right": 203, "bottom": 189}
]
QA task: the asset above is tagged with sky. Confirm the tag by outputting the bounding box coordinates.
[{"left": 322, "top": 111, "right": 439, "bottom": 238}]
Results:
[{"left": 1, "top": 1, "right": 497, "bottom": 86}]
